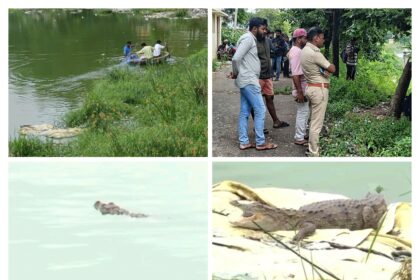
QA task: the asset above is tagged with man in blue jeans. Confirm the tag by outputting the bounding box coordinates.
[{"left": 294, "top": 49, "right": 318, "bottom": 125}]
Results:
[
  {"left": 229, "top": 17, "right": 278, "bottom": 151},
  {"left": 271, "top": 29, "right": 288, "bottom": 81}
]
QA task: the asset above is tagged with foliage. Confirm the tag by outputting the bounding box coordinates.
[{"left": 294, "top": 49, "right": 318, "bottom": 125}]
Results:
[
  {"left": 340, "top": 9, "right": 411, "bottom": 60},
  {"left": 222, "top": 9, "right": 250, "bottom": 26},
  {"left": 378, "top": 136, "right": 411, "bottom": 157},
  {"left": 328, "top": 72, "right": 388, "bottom": 117},
  {"left": 10, "top": 50, "right": 208, "bottom": 157},
  {"left": 174, "top": 9, "right": 189, "bottom": 18},
  {"left": 287, "top": 9, "right": 330, "bottom": 34},
  {"left": 133, "top": 9, "right": 179, "bottom": 15},
  {"left": 320, "top": 114, "right": 411, "bottom": 157},
  {"left": 321, "top": 42, "right": 410, "bottom": 157},
  {"left": 253, "top": 9, "right": 292, "bottom": 35},
  {"left": 287, "top": 8, "right": 411, "bottom": 60},
  {"left": 221, "top": 27, "right": 246, "bottom": 45},
  {"left": 212, "top": 59, "right": 227, "bottom": 72},
  {"left": 9, "top": 137, "right": 63, "bottom": 157},
  {"left": 274, "top": 86, "right": 292, "bottom": 95},
  {"left": 327, "top": 46, "right": 403, "bottom": 120}
]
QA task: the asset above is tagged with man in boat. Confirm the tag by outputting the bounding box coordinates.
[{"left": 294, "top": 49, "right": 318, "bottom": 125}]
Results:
[
  {"left": 153, "top": 40, "right": 166, "bottom": 57},
  {"left": 136, "top": 43, "right": 154, "bottom": 61},
  {"left": 123, "top": 41, "right": 133, "bottom": 58},
  {"left": 123, "top": 41, "right": 140, "bottom": 63}
]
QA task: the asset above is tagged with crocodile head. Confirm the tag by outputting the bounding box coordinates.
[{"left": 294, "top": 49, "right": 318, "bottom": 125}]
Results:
[
  {"left": 93, "top": 200, "right": 101, "bottom": 210},
  {"left": 229, "top": 200, "right": 301, "bottom": 232}
]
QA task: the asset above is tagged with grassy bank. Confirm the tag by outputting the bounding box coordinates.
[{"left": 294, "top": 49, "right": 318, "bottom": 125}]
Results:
[
  {"left": 320, "top": 47, "right": 411, "bottom": 157},
  {"left": 10, "top": 49, "right": 208, "bottom": 157}
]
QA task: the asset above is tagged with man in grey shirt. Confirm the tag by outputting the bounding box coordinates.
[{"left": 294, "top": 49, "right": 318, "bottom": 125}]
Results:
[{"left": 229, "top": 17, "right": 278, "bottom": 151}]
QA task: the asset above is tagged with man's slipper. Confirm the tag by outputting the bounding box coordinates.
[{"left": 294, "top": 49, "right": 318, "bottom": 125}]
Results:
[
  {"left": 239, "top": 143, "right": 256, "bottom": 150},
  {"left": 294, "top": 139, "right": 308, "bottom": 146},
  {"left": 273, "top": 121, "right": 290, "bottom": 128},
  {"left": 256, "top": 142, "right": 278, "bottom": 151}
]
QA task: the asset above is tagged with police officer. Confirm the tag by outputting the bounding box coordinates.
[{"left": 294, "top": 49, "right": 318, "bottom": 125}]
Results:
[{"left": 300, "top": 27, "right": 336, "bottom": 156}]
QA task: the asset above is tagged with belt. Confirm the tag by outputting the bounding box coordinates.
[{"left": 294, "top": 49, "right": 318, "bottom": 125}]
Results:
[{"left": 308, "top": 83, "right": 329, "bottom": 89}]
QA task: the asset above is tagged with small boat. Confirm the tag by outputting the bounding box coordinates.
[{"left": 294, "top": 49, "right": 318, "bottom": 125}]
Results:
[{"left": 124, "top": 51, "right": 170, "bottom": 66}]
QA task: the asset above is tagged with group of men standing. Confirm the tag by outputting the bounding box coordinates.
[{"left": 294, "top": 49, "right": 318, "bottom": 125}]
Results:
[{"left": 230, "top": 17, "right": 335, "bottom": 156}]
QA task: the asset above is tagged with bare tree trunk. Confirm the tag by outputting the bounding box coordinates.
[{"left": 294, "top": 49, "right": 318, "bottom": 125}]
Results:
[
  {"left": 391, "top": 59, "right": 412, "bottom": 118},
  {"left": 323, "top": 10, "right": 333, "bottom": 59},
  {"left": 331, "top": 9, "right": 341, "bottom": 78},
  {"left": 234, "top": 8, "right": 238, "bottom": 29}
]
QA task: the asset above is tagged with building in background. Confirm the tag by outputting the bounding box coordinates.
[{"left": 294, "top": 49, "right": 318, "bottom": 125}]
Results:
[{"left": 212, "top": 9, "right": 228, "bottom": 59}]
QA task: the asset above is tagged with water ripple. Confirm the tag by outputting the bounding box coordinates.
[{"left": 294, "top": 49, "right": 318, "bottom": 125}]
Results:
[{"left": 47, "top": 256, "right": 112, "bottom": 271}]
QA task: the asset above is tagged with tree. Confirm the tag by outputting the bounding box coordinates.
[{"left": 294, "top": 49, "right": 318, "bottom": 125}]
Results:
[
  {"left": 222, "top": 9, "right": 250, "bottom": 27},
  {"left": 253, "top": 9, "right": 292, "bottom": 35},
  {"left": 339, "top": 9, "right": 411, "bottom": 117},
  {"left": 340, "top": 9, "right": 411, "bottom": 60},
  {"left": 331, "top": 9, "right": 341, "bottom": 77},
  {"left": 287, "top": 9, "right": 332, "bottom": 58},
  {"left": 391, "top": 59, "right": 411, "bottom": 118}
]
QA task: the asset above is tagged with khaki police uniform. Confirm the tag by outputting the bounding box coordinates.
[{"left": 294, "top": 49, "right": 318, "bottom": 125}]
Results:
[{"left": 300, "top": 42, "right": 331, "bottom": 156}]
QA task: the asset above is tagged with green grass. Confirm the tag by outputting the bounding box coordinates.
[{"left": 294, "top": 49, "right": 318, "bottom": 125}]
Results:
[
  {"left": 274, "top": 85, "right": 292, "bottom": 95},
  {"left": 10, "top": 49, "right": 208, "bottom": 157},
  {"left": 320, "top": 114, "right": 411, "bottom": 157},
  {"left": 320, "top": 47, "right": 411, "bottom": 157},
  {"left": 9, "top": 137, "right": 62, "bottom": 157},
  {"left": 174, "top": 9, "right": 189, "bottom": 18}
]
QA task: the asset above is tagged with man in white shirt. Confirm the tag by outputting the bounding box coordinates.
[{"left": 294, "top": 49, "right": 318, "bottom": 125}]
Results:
[
  {"left": 153, "top": 40, "right": 165, "bottom": 57},
  {"left": 288, "top": 28, "right": 309, "bottom": 146}
]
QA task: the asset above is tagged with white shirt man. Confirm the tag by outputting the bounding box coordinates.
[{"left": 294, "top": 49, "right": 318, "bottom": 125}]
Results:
[{"left": 153, "top": 41, "right": 165, "bottom": 57}]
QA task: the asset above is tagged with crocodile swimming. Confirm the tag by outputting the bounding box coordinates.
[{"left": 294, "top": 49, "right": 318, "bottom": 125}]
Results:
[
  {"left": 229, "top": 193, "right": 387, "bottom": 241},
  {"left": 94, "top": 201, "right": 147, "bottom": 218}
]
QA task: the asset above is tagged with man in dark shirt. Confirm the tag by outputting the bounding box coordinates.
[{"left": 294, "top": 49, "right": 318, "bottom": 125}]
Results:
[
  {"left": 255, "top": 21, "right": 289, "bottom": 129},
  {"left": 345, "top": 38, "right": 359, "bottom": 80},
  {"left": 271, "top": 29, "right": 288, "bottom": 81},
  {"left": 217, "top": 39, "right": 229, "bottom": 60}
]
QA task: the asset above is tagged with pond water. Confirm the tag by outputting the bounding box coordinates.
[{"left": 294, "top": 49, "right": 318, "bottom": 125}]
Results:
[
  {"left": 9, "top": 9, "right": 207, "bottom": 137},
  {"left": 9, "top": 162, "right": 208, "bottom": 280},
  {"left": 213, "top": 162, "right": 411, "bottom": 203}
]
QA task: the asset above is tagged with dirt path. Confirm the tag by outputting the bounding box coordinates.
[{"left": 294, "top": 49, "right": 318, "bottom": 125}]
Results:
[{"left": 212, "top": 63, "right": 307, "bottom": 157}]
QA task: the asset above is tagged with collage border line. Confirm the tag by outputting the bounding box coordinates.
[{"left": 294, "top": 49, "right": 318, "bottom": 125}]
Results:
[{"left": 1, "top": 3, "right": 418, "bottom": 280}]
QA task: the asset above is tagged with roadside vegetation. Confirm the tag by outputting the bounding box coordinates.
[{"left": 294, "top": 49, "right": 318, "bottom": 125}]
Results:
[
  {"left": 320, "top": 46, "right": 411, "bottom": 157},
  {"left": 10, "top": 49, "right": 208, "bottom": 157}
]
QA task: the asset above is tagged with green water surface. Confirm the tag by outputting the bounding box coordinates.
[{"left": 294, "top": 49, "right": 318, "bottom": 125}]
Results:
[
  {"left": 9, "top": 162, "right": 208, "bottom": 280},
  {"left": 213, "top": 162, "right": 411, "bottom": 203}
]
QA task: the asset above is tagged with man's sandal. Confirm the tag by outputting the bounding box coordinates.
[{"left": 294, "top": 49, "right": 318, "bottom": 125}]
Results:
[
  {"left": 239, "top": 143, "right": 256, "bottom": 150},
  {"left": 256, "top": 142, "right": 278, "bottom": 151},
  {"left": 294, "top": 139, "right": 308, "bottom": 146},
  {"left": 273, "top": 121, "right": 290, "bottom": 128}
]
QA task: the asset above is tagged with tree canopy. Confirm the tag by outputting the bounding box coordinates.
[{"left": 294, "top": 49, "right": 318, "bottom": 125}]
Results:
[{"left": 287, "top": 9, "right": 411, "bottom": 60}]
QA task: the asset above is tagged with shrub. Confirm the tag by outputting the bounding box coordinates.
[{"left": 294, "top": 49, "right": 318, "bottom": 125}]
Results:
[
  {"left": 221, "top": 27, "right": 246, "bottom": 45},
  {"left": 175, "top": 9, "right": 189, "bottom": 18},
  {"left": 9, "top": 137, "right": 61, "bottom": 157},
  {"left": 321, "top": 114, "right": 411, "bottom": 157}
]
